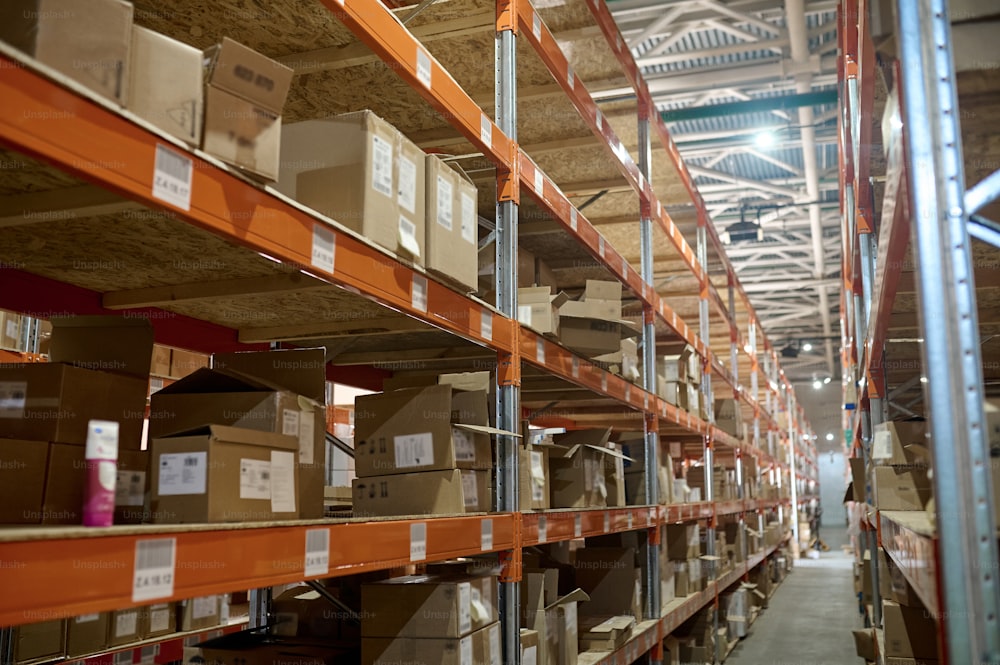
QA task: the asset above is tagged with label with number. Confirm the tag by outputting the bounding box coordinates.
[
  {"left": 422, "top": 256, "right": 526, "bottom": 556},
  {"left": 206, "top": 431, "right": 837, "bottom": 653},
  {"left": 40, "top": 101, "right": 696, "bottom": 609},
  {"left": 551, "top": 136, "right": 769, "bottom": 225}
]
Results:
[
  {"left": 536, "top": 338, "right": 545, "bottom": 363},
  {"left": 152, "top": 144, "right": 192, "bottom": 211},
  {"left": 411, "top": 274, "right": 428, "bottom": 312},
  {"left": 481, "top": 310, "right": 493, "bottom": 341},
  {"left": 311, "top": 225, "right": 335, "bottom": 273},
  {"left": 532, "top": 13, "right": 542, "bottom": 40},
  {"left": 416, "top": 48, "right": 432, "bottom": 88},
  {"left": 534, "top": 168, "right": 544, "bottom": 195},
  {"left": 132, "top": 538, "right": 176, "bottom": 602},
  {"left": 410, "top": 522, "right": 427, "bottom": 561},
  {"left": 574, "top": 514, "right": 582, "bottom": 538},
  {"left": 603, "top": 512, "right": 610, "bottom": 533},
  {"left": 304, "top": 528, "right": 330, "bottom": 578},
  {"left": 537, "top": 516, "right": 547, "bottom": 543},
  {"left": 481, "top": 519, "right": 494, "bottom": 551}
]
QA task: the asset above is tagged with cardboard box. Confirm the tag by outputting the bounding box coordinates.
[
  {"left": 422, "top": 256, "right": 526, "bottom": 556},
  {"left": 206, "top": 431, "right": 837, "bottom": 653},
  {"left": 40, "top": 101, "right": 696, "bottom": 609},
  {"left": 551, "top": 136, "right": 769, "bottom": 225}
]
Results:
[
  {"left": 0, "top": 0, "right": 132, "bottom": 104},
  {"left": 150, "top": 425, "right": 300, "bottom": 523},
  {"left": 109, "top": 606, "right": 143, "bottom": 646},
  {"left": 426, "top": 155, "right": 478, "bottom": 290},
  {"left": 853, "top": 629, "right": 877, "bottom": 661},
  {"left": 665, "top": 523, "right": 700, "bottom": 560},
  {"left": 520, "top": 444, "right": 550, "bottom": 511},
  {"left": 673, "top": 561, "right": 690, "bottom": 597},
  {"left": 0, "top": 438, "right": 48, "bottom": 524},
  {"left": 66, "top": 612, "right": 110, "bottom": 658},
  {"left": 150, "top": 345, "right": 172, "bottom": 377},
  {"left": 521, "top": 629, "right": 540, "bottom": 665},
  {"left": 545, "top": 589, "right": 588, "bottom": 665},
  {"left": 197, "top": 632, "right": 349, "bottom": 665},
  {"left": 573, "top": 547, "right": 636, "bottom": 617},
  {"left": 272, "top": 586, "right": 359, "bottom": 645},
  {"left": 362, "top": 621, "right": 501, "bottom": 665},
  {"left": 883, "top": 600, "right": 938, "bottom": 659},
  {"left": 180, "top": 595, "right": 222, "bottom": 632},
  {"left": 128, "top": 26, "right": 202, "bottom": 144},
  {"left": 11, "top": 619, "right": 65, "bottom": 662},
  {"left": 169, "top": 349, "right": 209, "bottom": 378},
  {"left": 354, "top": 385, "right": 503, "bottom": 476},
  {"left": 361, "top": 574, "right": 497, "bottom": 638},
  {"left": 583, "top": 280, "right": 622, "bottom": 302},
  {"left": 548, "top": 429, "right": 613, "bottom": 509},
  {"left": 114, "top": 449, "right": 149, "bottom": 524},
  {"left": 353, "top": 468, "right": 491, "bottom": 517},
  {"left": 557, "top": 305, "right": 639, "bottom": 357},
  {"left": 874, "top": 466, "right": 933, "bottom": 511},
  {"left": 1, "top": 311, "right": 21, "bottom": 349},
  {"left": 284, "top": 111, "right": 425, "bottom": 263},
  {"left": 873, "top": 421, "right": 927, "bottom": 466},
  {"left": 518, "top": 287, "right": 567, "bottom": 335},
  {"left": 0, "top": 316, "right": 153, "bottom": 446},
  {"left": 578, "top": 615, "right": 634, "bottom": 651},
  {"left": 144, "top": 602, "right": 177, "bottom": 639}
]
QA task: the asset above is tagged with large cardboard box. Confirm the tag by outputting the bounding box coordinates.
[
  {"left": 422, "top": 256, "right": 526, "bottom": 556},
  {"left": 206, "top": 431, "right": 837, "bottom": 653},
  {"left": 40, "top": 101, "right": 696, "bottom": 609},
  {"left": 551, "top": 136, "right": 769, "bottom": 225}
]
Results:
[
  {"left": 520, "top": 444, "right": 551, "bottom": 511},
  {"left": 362, "top": 621, "right": 501, "bottom": 665},
  {"left": 354, "top": 385, "right": 507, "bottom": 477},
  {"left": 545, "top": 589, "right": 588, "bottom": 665},
  {"left": 1, "top": 311, "right": 22, "bottom": 349},
  {"left": 128, "top": 26, "right": 202, "bottom": 144},
  {"left": 361, "top": 574, "right": 497, "bottom": 638},
  {"left": 874, "top": 466, "right": 933, "bottom": 511},
  {"left": 109, "top": 607, "right": 143, "bottom": 647},
  {"left": 665, "top": 523, "right": 700, "bottom": 560},
  {"left": 883, "top": 600, "right": 939, "bottom": 659},
  {"left": 557, "top": 305, "right": 639, "bottom": 357},
  {"left": 873, "top": 422, "right": 928, "bottom": 466},
  {"left": 521, "top": 569, "right": 557, "bottom": 665},
  {"left": 573, "top": 548, "right": 637, "bottom": 618},
  {"left": 0, "top": 0, "right": 132, "bottom": 104},
  {"left": 0, "top": 317, "right": 153, "bottom": 446},
  {"left": 197, "top": 632, "right": 349, "bottom": 665},
  {"left": 66, "top": 612, "right": 109, "bottom": 658},
  {"left": 353, "top": 468, "right": 491, "bottom": 517},
  {"left": 426, "top": 155, "right": 478, "bottom": 291},
  {"left": 548, "top": 429, "right": 614, "bottom": 509},
  {"left": 11, "top": 619, "right": 65, "bottom": 662},
  {"left": 518, "top": 287, "right": 567, "bottom": 335},
  {"left": 150, "top": 425, "right": 299, "bottom": 523},
  {"left": 202, "top": 38, "right": 292, "bottom": 180},
  {"left": 272, "top": 586, "right": 359, "bottom": 645},
  {"left": 0, "top": 438, "right": 48, "bottom": 524},
  {"left": 284, "top": 111, "right": 426, "bottom": 263},
  {"left": 180, "top": 595, "right": 222, "bottom": 632},
  {"left": 144, "top": 602, "right": 177, "bottom": 639}
]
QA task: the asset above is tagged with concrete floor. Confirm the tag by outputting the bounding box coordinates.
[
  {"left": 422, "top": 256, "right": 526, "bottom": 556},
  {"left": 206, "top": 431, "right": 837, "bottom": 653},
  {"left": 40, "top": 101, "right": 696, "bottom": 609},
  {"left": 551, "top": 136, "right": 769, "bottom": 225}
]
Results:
[{"left": 724, "top": 550, "right": 861, "bottom": 665}]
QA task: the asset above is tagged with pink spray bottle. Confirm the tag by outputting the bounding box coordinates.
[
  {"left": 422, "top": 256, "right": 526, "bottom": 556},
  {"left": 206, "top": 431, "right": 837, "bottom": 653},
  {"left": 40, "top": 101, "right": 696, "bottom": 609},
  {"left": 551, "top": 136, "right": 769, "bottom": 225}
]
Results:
[{"left": 82, "top": 420, "right": 119, "bottom": 527}]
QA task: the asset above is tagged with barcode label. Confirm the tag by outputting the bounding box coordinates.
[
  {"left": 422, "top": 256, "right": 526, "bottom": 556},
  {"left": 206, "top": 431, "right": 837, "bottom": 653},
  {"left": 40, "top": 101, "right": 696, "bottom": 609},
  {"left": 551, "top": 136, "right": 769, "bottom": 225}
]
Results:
[
  {"left": 436, "top": 175, "right": 454, "bottom": 230},
  {"left": 567, "top": 65, "right": 575, "bottom": 90},
  {"left": 416, "top": 47, "right": 432, "bottom": 88},
  {"left": 481, "top": 311, "right": 493, "bottom": 341},
  {"left": 304, "top": 528, "right": 330, "bottom": 578},
  {"left": 462, "top": 471, "right": 478, "bottom": 508},
  {"left": 538, "top": 515, "right": 547, "bottom": 543},
  {"left": 410, "top": 522, "right": 427, "bottom": 561},
  {"left": 536, "top": 338, "right": 545, "bottom": 363},
  {"left": 454, "top": 428, "right": 476, "bottom": 462},
  {"left": 132, "top": 538, "right": 176, "bottom": 602},
  {"left": 604, "top": 512, "right": 610, "bottom": 532},
  {"left": 412, "top": 274, "right": 428, "bottom": 312},
  {"left": 601, "top": 374, "right": 608, "bottom": 392},
  {"left": 481, "top": 519, "right": 493, "bottom": 551},
  {"left": 627, "top": 512, "right": 633, "bottom": 529},
  {"left": 574, "top": 513, "right": 582, "bottom": 537},
  {"left": 371, "top": 134, "right": 393, "bottom": 197},
  {"left": 395, "top": 432, "right": 434, "bottom": 468},
  {"left": 152, "top": 145, "right": 192, "bottom": 211},
  {"left": 532, "top": 13, "right": 541, "bottom": 40},
  {"left": 572, "top": 356, "right": 579, "bottom": 378},
  {"left": 534, "top": 168, "right": 544, "bottom": 196},
  {"left": 311, "top": 225, "right": 335, "bottom": 273},
  {"left": 480, "top": 114, "right": 492, "bottom": 149}
]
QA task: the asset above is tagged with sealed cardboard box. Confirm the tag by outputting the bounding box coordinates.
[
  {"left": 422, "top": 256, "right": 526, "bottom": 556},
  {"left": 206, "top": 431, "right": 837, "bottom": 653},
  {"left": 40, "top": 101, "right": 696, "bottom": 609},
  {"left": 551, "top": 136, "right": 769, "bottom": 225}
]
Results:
[
  {"left": 0, "top": 0, "right": 132, "bottom": 103},
  {"left": 353, "top": 468, "right": 491, "bottom": 517},
  {"left": 361, "top": 574, "right": 497, "bottom": 638},
  {"left": 283, "top": 111, "right": 426, "bottom": 263},
  {"left": 109, "top": 607, "right": 142, "bottom": 647},
  {"left": 573, "top": 548, "right": 636, "bottom": 617},
  {"left": 180, "top": 595, "right": 222, "bottom": 632},
  {"left": 150, "top": 425, "right": 299, "bottom": 523},
  {"left": 583, "top": 280, "right": 622, "bottom": 302},
  {"left": 883, "top": 600, "right": 938, "bottom": 659},
  {"left": 0, "top": 316, "right": 153, "bottom": 446},
  {"left": 144, "top": 602, "right": 177, "bottom": 639},
  {"left": 150, "top": 345, "right": 172, "bottom": 377},
  {"left": 874, "top": 466, "right": 933, "bottom": 511},
  {"left": 558, "top": 307, "right": 639, "bottom": 357},
  {"left": 0, "top": 439, "right": 48, "bottom": 524},
  {"left": 128, "top": 26, "right": 202, "bottom": 144},
  {"left": 665, "top": 523, "right": 700, "bottom": 560},
  {"left": 518, "top": 287, "right": 568, "bottom": 335},
  {"left": 354, "top": 384, "right": 504, "bottom": 476},
  {"left": 12, "top": 619, "right": 65, "bottom": 662},
  {"left": 362, "top": 621, "right": 501, "bottom": 665},
  {"left": 66, "top": 612, "right": 109, "bottom": 658},
  {"left": 426, "top": 155, "right": 478, "bottom": 291}
]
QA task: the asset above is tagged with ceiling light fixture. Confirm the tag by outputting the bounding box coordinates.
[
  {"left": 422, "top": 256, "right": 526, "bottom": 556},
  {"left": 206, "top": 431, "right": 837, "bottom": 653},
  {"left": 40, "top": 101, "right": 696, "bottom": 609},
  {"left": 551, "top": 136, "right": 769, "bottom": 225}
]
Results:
[
  {"left": 802, "top": 342, "right": 813, "bottom": 352},
  {"left": 754, "top": 130, "right": 775, "bottom": 149},
  {"left": 812, "top": 379, "right": 822, "bottom": 390},
  {"left": 825, "top": 433, "right": 834, "bottom": 441}
]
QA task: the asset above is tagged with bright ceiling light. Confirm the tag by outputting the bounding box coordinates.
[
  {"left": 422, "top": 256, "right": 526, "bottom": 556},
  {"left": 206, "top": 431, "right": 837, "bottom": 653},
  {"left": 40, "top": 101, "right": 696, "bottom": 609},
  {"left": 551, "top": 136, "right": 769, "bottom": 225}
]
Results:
[
  {"left": 825, "top": 433, "right": 834, "bottom": 441},
  {"left": 823, "top": 377, "right": 832, "bottom": 384},
  {"left": 812, "top": 379, "right": 823, "bottom": 390},
  {"left": 754, "top": 131, "right": 775, "bottom": 148},
  {"left": 802, "top": 342, "right": 813, "bottom": 352}
]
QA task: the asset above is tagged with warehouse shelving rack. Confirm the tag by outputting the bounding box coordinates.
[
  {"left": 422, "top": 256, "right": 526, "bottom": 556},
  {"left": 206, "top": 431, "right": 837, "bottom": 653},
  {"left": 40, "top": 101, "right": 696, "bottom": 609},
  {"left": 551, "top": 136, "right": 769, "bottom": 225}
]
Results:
[
  {"left": 840, "top": 0, "right": 1000, "bottom": 662},
  {"left": 0, "top": 0, "right": 817, "bottom": 662}
]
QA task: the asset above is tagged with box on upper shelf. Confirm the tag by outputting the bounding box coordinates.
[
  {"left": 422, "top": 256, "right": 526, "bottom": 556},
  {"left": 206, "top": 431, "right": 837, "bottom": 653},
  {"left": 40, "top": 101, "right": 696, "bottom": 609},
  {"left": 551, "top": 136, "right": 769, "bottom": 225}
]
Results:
[
  {"left": 873, "top": 465, "right": 933, "bottom": 511},
  {"left": 352, "top": 468, "right": 492, "bottom": 517},
  {"left": 547, "top": 428, "right": 627, "bottom": 509},
  {"left": 518, "top": 286, "right": 568, "bottom": 336},
  {"left": 426, "top": 155, "right": 478, "bottom": 291},
  {"left": 0, "top": 0, "right": 133, "bottom": 104},
  {"left": 872, "top": 421, "right": 928, "bottom": 466},
  {"left": 127, "top": 25, "right": 203, "bottom": 144},
  {"left": 202, "top": 37, "right": 292, "bottom": 181}
]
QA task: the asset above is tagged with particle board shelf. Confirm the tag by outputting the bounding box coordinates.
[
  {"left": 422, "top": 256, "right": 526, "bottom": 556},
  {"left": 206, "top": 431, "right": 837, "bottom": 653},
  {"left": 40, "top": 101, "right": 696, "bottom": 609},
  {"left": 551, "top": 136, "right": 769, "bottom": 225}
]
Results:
[{"left": 879, "top": 510, "right": 938, "bottom": 619}]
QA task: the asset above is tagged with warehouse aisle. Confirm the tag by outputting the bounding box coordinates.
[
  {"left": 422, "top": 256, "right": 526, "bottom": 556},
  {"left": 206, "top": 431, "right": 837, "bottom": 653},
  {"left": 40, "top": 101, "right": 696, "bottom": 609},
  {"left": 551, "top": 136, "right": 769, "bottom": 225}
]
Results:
[{"left": 726, "top": 551, "right": 858, "bottom": 665}]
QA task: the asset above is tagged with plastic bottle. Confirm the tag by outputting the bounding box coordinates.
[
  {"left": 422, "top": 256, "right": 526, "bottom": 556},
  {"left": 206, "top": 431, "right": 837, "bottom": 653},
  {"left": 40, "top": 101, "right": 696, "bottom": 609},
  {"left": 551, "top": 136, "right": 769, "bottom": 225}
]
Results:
[{"left": 82, "top": 420, "right": 119, "bottom": 527}]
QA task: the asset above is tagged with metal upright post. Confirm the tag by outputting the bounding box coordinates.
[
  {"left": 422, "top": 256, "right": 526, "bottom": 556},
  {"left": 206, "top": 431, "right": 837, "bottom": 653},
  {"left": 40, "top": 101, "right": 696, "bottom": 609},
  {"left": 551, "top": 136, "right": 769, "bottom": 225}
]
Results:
[
  {"left": 896, "top": 0, "right": 1000, "bottom": 659},
  {"left": 495, "top": 11, "right": 521, "bottom": 664},
  {"left": 637, "top": 112, "right": 662, "bottom": 639},
  {"left": 786, "top": 393, "right": 799, "bottom": 546}
]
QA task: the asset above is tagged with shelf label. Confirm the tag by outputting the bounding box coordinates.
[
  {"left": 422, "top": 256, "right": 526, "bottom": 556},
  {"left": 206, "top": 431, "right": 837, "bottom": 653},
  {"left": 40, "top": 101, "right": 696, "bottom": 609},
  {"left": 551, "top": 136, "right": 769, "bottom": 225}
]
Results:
[
  {"left": 152, "top": 144, "right": 192, "bottom": 211},
  {"left": 574, "top": 513, "right": 582, "bottom": 538},
  {"left": 627, "top": 512, "right": 633, "bottom": 529},
  {"left": 599, "top": 235, "right": 605, "bottom": 257},
  {"left": 480, "top": 114, "right": 492, "bottom": 149},
  {"left": 567, "top": 64, "right": 575, "bottom": 90},
  {"left": 115, "top": 651, "right": 132, "bottom": 665},
  {"left": 601, "top": 374, "right": 608, "bottom": 393},
  {"left": 570, "top": 207, "right": 578, "bottom": 231},
  {"left": 481, "top": 518, "right": 494, "bottom": 551},
  {"left": 304, "top": 528, "right": 330, "bottom": 578},
  {"left": 410, "top": 522, "right": 427, "bottom": 561},
  {"left": 595, "top": 109, "right": 603, "bottom": 130},
  {"left": 644, "top": 394, "right": 649, "bottom": 410},
  {"left": 571, "top": 356, "right": 579, "bottom": 378},
  {"left": 412, "top": 274, "right": 428, "bottom": 312},
  {"left": 416, "top": 47, "right": 432, "bottom": 88},
  {"left": 532, "top": 12, "right": 542, "bottom": 40},
  {"left": 537, "top": 516, "right": 547, "bottom": 543},
  {"left": 132, "top": 538, "right": 176, "bottom": 602},
  {"left": 536, "top": 338, "right": 545, "bottom": 363},
  {"left": 311, "top": 225, "right": 335, "bottom": 273},
  {"left": 656, "top": 200, "right": 662, "bottom": 218},
  {"left": 534, "top": 168, "right": 544, "bottom": 196},
  {"left": 625, "top": 384, "right": 631, "bottom": 401},
  {"left": 603, "top": 512, "right": 611, "bottom": 533},
  {"left": 648, "top": 507, "right": 655, "bottom": 525},
  {"left": 622, "top": 255, "right": 628, "bottom": 276},
  {"left": 481, "top": 310, "right": 493, "bottom": 342}
]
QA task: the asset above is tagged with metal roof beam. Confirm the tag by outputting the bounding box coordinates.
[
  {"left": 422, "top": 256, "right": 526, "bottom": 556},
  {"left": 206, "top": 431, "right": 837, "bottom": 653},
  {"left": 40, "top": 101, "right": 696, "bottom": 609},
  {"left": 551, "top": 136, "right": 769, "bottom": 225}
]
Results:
[{"left": 661, "top": 89, "right": 838, "bottom": 122}]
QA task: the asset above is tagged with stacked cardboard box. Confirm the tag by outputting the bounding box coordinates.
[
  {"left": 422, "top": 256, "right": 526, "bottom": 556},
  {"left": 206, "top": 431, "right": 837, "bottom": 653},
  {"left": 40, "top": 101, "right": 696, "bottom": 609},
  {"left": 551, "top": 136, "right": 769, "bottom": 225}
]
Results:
[
  {"left": 362, "top": 574, "right": 501, "bottom": 665},
  {"left": 478, "top": 245, "right": 557, "bottom": 296},
  {"left": 871, "top": 422, "right": 933, "bottom": 511},
  {"left": 723, "top": 586, "right": 751, "bottom": 639},
  {"left": 521, "top": 565, "right": 589, "bottom": 665},
  {"left": 621, "top": 436, "right": 673, "bottom": 506},
  {"left": 573, "top": 547, "right": 639, "bottom": 622},
  {"left": 882, "top": 600, "right": 939, "bottom": 663},
  {"left": 714, "top": 398, "right": 744, "bottom": 439},
  {"left": 127, "top": 26, "right": 203, "bottom": 144},
  {"left": 425, "top": 154, "right": 479, "bottom": 291},
  {"left": 594, "top": 338, "right": 641, "bottom": 383},
  {"left": 659, "top": 345, "right": 703, "bottom": 417},
  {"left": 675, "top": 606, "right": 716, "bottom": 663},
  {"left": 352, "top": 384, "right": 511, "bottom": 516},
  {"left": 548, "top": 428, "right": 628, "bottom": 509},
  {"left": 664, "top": 523, "right": 702, "bottom": 598},
  {"left": 272, "top": 586, "right": 360, "bottom": 648},
  {"left": 0, "top": 309, "right": 22, "bottom": 350},
  {"left": 557, "top": 281, "right": 640, "bottom": 357},
  {"left": 518, "top": 286, "right": 568, "bottom": 336}
]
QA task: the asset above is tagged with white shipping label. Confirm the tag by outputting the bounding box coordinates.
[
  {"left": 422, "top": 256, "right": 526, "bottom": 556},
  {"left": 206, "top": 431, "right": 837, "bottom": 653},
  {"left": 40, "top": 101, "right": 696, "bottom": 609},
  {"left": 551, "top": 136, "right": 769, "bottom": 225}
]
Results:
[
  {"left": 282, "top": 409, "right": 300, "bottom": 437},
  {"left": 152, "top": 144, "right": 192, "bottom": 211},
  {"left": 115, "top": 610, "right": 138, "bottom": 637},
  {"left": 394, "top": 432, "right": 435, "bottom": 468},
  {"left": 480, "top": 114, "right": 492, "bottom": 149},
  {"left": 399, "top": 216, "right": 421, "bottom": 257},
  {"left": 311, "top": 224, "right": 335, "bottom": 273},
  {"left": 0, "top": 381, "right": 27, "bottom": 418},
  {"left": 305, "top": 528, "right": 330, "bottom": 578},
  {"left": 462, "top": 471, "right": 479, "bottom": 508},
  {"left": 158, "top": 452, "right": 207, "bottom": 496},
  {"left": 481, "top": 518, "right": 494, "bottom": 551},
  {"left": 149, "top": 607, "right": 170, "bottom": 633},
  {"left": 411, "top": 274, "right": 428, "bottom": 312},
  {"left": 270, "top": 451, "right": 297, "bottom": 513},
  {"left": 132, "top": 538, "right": 175, "bottom": 603},
  {"left": 453, "top": 428, "right": 477, "bottom": 462},
  {"left": 192, "top": 596, "right": 217, "bottom": 620},
  {"left": 398, "top": 156, "right": 417, "bottom": 213},
  {"left": 523, "top": 646, "right": 538, "bottom": 665},
  {"left": 239, "top": 458, "right": 271, "bottom": 500},
  {"left": 416, "top": 47, "right": 432, "bottom": 88},
  {"left": 115, "top": 469, "right": 146, "bottom": 507},
  {"left": 371, "top": 135, "right": 393, "bottom": 197},
  {"left": 298, "top": 413, "right": 315, "bottom": 465},
  {"left": 481, "top": 311, "right": 493, "bottom": 341},
  {"left": 461, "top": 193, "right": 476, "bottom": 243},
  {"left": 437, "top": 176, "right": 454, "bottom": 230},
  {"left": 873, "top": 430, "right": 893, "bottom": 459},
  {"left": 460, "top": 636, "right": 473, "bottom": 665},
  {"left": 458, "top": 583, "right": 472, "bottom": 633},
  {"left": 410, "top": 522, "right": 427, "bottom": 561},
  {"left": 490, "top": 624, "right": 501, "bottom": 665},
  {"left": 538, "top": 515, "right": 547, "bottom": 543}
]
